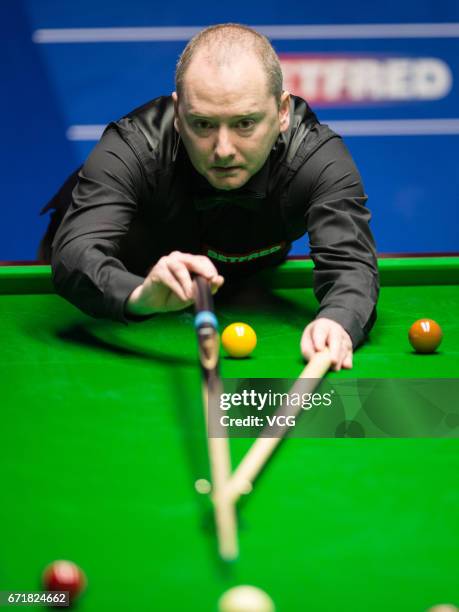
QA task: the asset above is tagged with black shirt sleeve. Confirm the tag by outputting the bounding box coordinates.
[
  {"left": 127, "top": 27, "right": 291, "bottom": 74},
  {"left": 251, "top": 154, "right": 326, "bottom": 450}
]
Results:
[
  {"left": 293, "top": 136, "right": 379, "bottom": 347},
  {"left": 51, "top": 127, "right": 147, "bottom": 321}
]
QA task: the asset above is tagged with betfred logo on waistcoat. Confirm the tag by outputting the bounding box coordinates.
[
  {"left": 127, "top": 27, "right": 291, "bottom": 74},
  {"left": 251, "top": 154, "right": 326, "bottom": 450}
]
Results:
[
  {"left": 280, "top": 54, "right": 452, "bottom": 106},
  {"left": 204, "top": 243, "right": 284, "bottom": 264}
]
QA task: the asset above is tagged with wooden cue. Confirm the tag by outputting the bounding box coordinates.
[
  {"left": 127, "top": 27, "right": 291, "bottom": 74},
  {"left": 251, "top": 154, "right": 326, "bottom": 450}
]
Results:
[
  {"left": 193, "top": 276, "right": 238, "bottom": 561},
  {"left": 224, "top": 350, "right": 333, "bottom": 504}
]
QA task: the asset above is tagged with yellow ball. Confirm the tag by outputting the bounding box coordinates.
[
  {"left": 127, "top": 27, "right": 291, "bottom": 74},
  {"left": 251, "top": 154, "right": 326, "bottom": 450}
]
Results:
[
  {"left": 218, "top": 585, "right": 275, "bottom": 612},
  {"left": 221, "top": 322, "right": 257, "bottom": 358}
]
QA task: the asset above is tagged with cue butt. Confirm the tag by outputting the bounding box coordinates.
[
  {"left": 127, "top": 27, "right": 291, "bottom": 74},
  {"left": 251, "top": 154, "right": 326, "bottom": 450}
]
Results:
[
  {"left": 203, "top": 384, "right": 239, "bottom": 560},
  {"left": 194, "top": 276, "right": 238, "bottom": 560}
]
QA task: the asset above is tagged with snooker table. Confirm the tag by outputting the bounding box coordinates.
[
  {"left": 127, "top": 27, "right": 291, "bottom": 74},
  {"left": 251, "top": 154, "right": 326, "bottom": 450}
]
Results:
[{"left": 1, "top": 256, "right": 458, "bottom": 612}]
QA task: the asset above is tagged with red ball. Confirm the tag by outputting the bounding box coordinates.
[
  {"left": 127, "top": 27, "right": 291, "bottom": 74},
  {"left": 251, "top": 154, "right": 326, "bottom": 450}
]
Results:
[
  {"left": 42, "top": 560, "right": 86, "bottom": 601},
  {"left": 408, "top": 319, "right": 443, "bottom": 354}
]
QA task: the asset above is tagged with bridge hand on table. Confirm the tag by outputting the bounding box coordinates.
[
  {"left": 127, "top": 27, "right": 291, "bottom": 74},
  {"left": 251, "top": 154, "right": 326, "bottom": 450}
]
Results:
[{"left": 301, "top": 317, "right": 353, "bottom": 371}]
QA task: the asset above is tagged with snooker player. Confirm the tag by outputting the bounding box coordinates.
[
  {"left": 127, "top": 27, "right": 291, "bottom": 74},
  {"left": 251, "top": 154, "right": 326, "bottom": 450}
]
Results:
[{"left": 40, "top": 23, "right": 379, "bottom": 371}]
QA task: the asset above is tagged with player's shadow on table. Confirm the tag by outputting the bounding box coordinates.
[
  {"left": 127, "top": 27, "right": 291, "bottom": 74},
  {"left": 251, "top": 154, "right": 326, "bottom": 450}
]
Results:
[
  {"left": 54, "top": 322, "right": 196, "bottom": 366},
  {"left": 30, "top": 276, "right": 315, "bottom": 366},
  {"left": 215, "top": 274, "right": 317, "bottom": 323}
]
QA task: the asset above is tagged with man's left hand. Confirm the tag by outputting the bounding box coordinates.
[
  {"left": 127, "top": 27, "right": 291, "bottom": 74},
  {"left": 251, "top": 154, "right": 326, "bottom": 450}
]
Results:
[{"left": 301, "top": 318, "right": 353, "bottom": 371}]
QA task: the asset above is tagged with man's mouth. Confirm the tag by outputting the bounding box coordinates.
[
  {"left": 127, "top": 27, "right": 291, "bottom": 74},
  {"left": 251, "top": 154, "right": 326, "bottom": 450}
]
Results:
[{"left": 211, "top": 166, "right": 241, "bottom": 174}]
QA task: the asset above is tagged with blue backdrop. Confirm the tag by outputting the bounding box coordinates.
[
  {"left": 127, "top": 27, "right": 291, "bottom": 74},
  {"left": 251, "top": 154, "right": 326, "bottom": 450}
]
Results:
[{"left": 2, "top": 0, "right": 459, "bottom": 260}]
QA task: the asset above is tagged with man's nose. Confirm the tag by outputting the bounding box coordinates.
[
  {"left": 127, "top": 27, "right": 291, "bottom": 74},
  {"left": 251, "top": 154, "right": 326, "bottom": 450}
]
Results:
[{"left": 214, "top": 126, "right": 236, "bottom": 162}]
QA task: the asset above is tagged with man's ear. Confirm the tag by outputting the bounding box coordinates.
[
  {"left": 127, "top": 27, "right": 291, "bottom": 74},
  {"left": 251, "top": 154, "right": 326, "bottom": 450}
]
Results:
[
  {"left": 172, "top": 91, "right": 180, "bottom": 132},
  {"left": 279, "top": 90, "right": 291, "bottom": 133}
]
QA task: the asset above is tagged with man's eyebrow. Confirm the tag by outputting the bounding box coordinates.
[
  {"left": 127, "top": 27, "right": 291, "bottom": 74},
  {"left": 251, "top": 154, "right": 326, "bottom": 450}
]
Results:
[{"left": 187, "top": 111, "right": 265, "bottom": 119}]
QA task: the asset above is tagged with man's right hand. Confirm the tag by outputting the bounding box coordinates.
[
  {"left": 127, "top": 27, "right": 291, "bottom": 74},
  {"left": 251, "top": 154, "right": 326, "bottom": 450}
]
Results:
[{"left": 125, "top": 251, "right": 224, "bottom": 316}]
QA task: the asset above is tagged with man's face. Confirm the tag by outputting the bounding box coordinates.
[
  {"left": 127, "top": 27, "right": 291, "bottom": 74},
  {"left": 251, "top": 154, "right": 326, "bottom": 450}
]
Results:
[{"left": 173, "top": 51, "right": 290, "bottom": 190}]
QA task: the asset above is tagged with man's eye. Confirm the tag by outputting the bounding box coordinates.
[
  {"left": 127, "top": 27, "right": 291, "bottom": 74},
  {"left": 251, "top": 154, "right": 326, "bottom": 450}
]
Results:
[
  {"left": 194, "top": 120, "right": 212, "bottom": 130},
  {"left": 237, "top": 119, "right": 255, "bottom": 130}
]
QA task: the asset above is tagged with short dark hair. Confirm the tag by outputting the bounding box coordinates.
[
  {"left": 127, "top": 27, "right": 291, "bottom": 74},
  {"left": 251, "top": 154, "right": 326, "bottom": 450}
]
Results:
[{"left": 175, "top": 23, "right": 283, "bottom": 106}]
